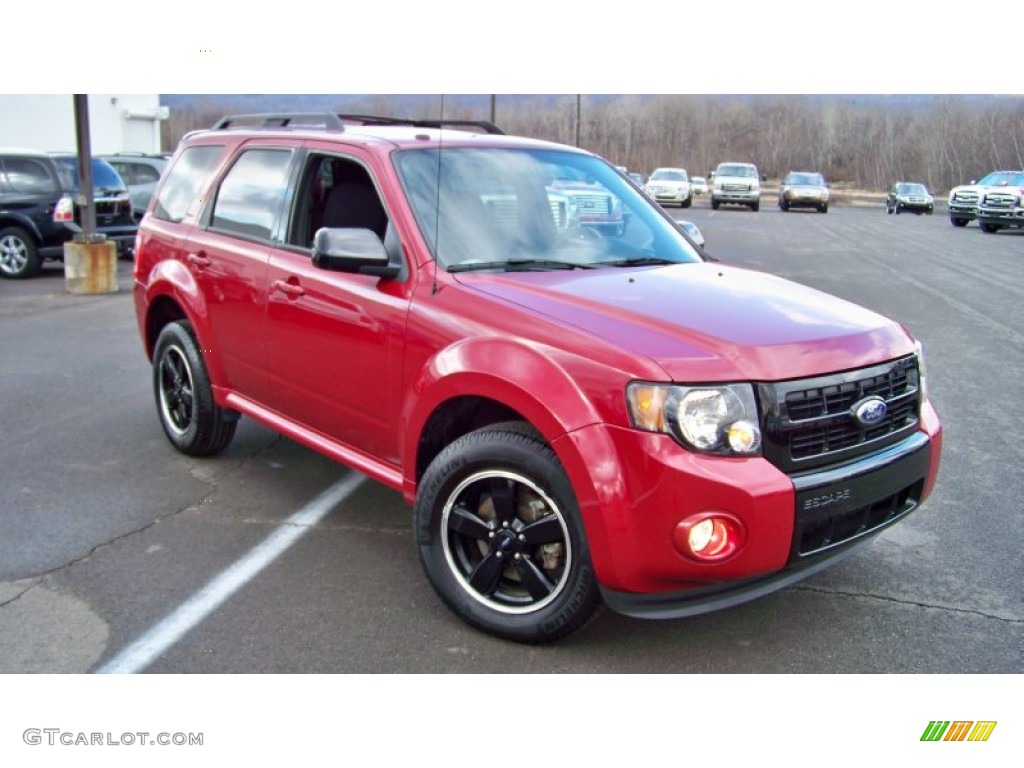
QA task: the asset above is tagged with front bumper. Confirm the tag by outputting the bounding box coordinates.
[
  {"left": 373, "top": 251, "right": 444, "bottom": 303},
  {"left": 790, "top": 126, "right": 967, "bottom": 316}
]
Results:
[
  {"left": 556, "top": 402, "right": 941, "bottom": 619},
  {"left": 713, "top": 190, "right": 759, "bottom": 204},
  {"left": 976, "top": 207, "right": 1024, "bottom": 228}
]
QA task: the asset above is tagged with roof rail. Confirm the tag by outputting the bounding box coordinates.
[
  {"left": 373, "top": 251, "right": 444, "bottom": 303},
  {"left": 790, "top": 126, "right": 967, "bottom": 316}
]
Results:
[
  {"left": 212, "top": 113, "right": 347, "bottom": 131},
  {"left": 336, "top": 114, "right": 505, "bottom": 135}
]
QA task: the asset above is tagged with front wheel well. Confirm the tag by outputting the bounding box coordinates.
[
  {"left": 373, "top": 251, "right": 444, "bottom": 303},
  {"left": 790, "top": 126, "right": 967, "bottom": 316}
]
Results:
[
  {"left": 416, "top": 397, "right": 543, "bottom": 482},
  {"left": 145, "top": 295, "right": 188, "bottom": 359}
]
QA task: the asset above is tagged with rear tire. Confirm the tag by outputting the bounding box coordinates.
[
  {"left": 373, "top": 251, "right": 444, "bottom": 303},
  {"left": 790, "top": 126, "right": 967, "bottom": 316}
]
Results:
[
  {"left": 415, "top": 423, "right": 601, "bottom": 643},
  {"left": 152, "top": 321, "right": 238, "bottom": 456},
  {"left": 0, "top": 226, "right": 42, "bottom": 279}
]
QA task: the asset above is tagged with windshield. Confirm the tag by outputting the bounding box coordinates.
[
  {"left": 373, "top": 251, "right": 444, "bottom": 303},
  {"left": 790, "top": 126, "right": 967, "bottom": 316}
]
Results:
[
  {"left": 977, "top": 171, "right": 1024, "bottom": 186},
  {"left": 650, "top": 169, "right": 687, "bottom": 182},
  {"left": 393, "top": 148, "right": 704, "bottom": 271},
  {"left": 897, "top": 183, "right": 928, "bottom": 195},
  {"left": 785, "top": 173, "right": 824, "bottom": 186},
  {"left": 717, "top": 165, "right": 756, "bottom": 178},
  {"left": 53, "top": 157, "right": 127, "bottom": 192}
]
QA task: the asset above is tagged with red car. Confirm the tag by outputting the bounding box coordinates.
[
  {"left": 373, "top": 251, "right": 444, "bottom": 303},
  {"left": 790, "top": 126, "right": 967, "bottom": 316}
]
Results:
[{"left": 133, "top": 114, "right": 942, "bottom": 643}]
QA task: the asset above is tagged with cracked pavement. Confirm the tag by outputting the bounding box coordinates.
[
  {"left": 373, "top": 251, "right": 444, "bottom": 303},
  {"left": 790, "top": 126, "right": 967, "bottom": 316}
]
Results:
[{"left": 1, "top": 212, "right": 1021, "bottom": 673}]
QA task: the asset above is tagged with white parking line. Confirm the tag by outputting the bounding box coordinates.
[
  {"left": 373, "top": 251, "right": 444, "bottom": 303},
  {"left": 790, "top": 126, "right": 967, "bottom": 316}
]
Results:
[{"left": 95, "top": 473, "right": 366, "bottom": 674}]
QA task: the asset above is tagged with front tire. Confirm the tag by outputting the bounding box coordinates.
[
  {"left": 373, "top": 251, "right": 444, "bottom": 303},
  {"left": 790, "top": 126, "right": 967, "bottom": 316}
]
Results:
[
  {"left": 950, "top": 217, "right": 968, "bottom": 227},
  {"left": 750, "top": 200, "right": 760, "bottom": 212},
  {"left": 0, "top": 226, "right": 42, "bottom": 279},
  {"left": 415, "top": 424, "right": 600, "bottom": 643},
  {"left": 152, "top": 321, "right": 237, "bottom": 456},
  {"left": 711, "top": 198, "right": 720, "bottom": 210},
  {"left": 980, "top": 223, "right": 1000, "bottom": 234}
]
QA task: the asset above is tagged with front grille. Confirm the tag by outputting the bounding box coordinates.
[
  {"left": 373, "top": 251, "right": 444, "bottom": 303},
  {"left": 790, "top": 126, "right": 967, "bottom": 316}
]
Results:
[
  {"left": 952, "top": 190, "right": 978, "bottom": 204},
  {"left": 982, "top": 192, "right": 1015, "bottom": 209},
  {"left": 572, "top": 194, "right": 610, "bottom": 214},
  {"left": 723, "top": 183, "right": 750, "bottom": 192},
  {"left": 758, "top": 356, "right": 921, "bottom": 474}
]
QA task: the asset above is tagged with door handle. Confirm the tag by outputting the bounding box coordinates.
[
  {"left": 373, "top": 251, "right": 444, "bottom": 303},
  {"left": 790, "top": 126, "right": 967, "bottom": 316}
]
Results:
[
  {"left": 272, "top": 279, "right": 305, "bottom": 298},
  {"left": 187, "top": 252, "right": 211, "bottom": 267}
]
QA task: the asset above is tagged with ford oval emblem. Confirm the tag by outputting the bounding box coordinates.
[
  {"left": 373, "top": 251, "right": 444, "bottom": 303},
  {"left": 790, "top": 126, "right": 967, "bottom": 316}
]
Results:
[{"left": 852, "top": 396, "right": 888, "bottom": 427}]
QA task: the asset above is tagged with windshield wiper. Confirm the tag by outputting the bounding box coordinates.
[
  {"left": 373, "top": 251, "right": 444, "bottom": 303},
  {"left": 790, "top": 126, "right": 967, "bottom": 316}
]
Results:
[
  {"left": 600, "top": 257, "right": 679, "bottom": 268},
  {"left": 448, "top": 259, "right": 598, "bottom": 273}
]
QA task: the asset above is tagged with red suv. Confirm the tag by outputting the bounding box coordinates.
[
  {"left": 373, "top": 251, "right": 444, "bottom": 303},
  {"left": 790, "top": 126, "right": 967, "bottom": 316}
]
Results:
[{"left": 133, "top": 114, "right": 942, "bottom": 643}]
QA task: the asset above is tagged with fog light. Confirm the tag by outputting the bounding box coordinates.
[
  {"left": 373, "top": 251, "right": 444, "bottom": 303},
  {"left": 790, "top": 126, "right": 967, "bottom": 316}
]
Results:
[{"left": 673, "top": 513, "right": 744, "bottom": 562}]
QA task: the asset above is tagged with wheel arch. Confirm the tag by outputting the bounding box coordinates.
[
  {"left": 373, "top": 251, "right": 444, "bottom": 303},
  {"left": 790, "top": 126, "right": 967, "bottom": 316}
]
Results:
[
  {"left": 0, "top": 213, "right": 45, "bottom": 244},
  {"left": 140, "top": 262, "right": 228, "bottom": 391},
  {"left": 403, "top": 337, "right": 607, "bottom": 502}
]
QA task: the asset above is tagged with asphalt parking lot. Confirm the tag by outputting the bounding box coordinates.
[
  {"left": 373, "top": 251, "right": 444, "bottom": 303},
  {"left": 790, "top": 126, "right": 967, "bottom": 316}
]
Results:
[{"left": 1, "top": 203, "right": 1021, "bottom": 673}]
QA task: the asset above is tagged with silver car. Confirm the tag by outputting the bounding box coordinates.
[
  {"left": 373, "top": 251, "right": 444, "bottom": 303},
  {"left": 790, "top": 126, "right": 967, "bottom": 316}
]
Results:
[{"left": 778, "top": 171, "right": 829, "bottom": 213}]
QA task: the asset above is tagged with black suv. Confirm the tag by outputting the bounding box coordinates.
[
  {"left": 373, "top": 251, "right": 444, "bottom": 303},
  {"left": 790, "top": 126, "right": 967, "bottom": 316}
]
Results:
[{"left": 0, "top": 150, "right": 137, "bottom": 278}]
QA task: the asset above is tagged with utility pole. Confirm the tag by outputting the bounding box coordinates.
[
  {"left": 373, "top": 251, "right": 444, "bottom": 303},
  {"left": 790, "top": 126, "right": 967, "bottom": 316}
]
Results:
[
  {"left": 73, "top": 95, "right": 100, "bottom": 243},
  {"left": 490, "top": 95, "right": 496, "bottom": 124}
]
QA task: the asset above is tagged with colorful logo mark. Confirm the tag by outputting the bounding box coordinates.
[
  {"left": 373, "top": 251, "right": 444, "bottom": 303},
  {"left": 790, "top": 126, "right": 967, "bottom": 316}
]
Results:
[{"left": 921, "top": 721, "right": 997, "bottom": 742}]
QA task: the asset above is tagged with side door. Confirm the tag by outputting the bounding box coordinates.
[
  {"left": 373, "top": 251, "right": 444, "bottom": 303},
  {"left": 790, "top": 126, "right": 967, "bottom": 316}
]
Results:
[
  {"left": 185, "top": 143, "right": 297, "bottom": 405},
  {"left": 264, "top": 146, "right": 412, "bottom": 466}
]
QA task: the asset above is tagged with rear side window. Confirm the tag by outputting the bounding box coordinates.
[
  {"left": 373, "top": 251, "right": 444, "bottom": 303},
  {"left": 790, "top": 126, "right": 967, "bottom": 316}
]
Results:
[
  {"left": 210, "top": 149, "right": 294, "bottom": 241},
  {"left": 2, "top": 157, "right": 59, "bottom": 194},
  {"left": 154, "top": 145, "right": 225, "bottom": 223}
]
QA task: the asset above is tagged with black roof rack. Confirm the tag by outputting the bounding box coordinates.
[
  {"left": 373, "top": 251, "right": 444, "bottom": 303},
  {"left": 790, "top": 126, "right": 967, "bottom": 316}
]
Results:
[
  {"left": 210, "top": 113, "right": 506, "bottom": 136},
  {"left": 212, "top": 113, "right": 347, "bottom": 130}
]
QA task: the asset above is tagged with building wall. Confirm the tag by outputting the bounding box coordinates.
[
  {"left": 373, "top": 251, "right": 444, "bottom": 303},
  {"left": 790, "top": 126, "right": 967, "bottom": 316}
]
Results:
[{"left": 0, "top": 95, "right": 168, "bottom": 154}]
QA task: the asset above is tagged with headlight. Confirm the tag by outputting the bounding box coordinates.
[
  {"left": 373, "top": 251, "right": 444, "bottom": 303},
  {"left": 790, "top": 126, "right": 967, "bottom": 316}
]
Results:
[{"left": 626, "top": 383, "right": 762, "bottom": 455}]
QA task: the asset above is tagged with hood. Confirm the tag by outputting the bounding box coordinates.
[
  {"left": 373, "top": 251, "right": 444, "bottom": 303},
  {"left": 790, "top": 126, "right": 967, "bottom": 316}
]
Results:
[{"left": 456, "top": 263, "right": 913, "bottom": 382}]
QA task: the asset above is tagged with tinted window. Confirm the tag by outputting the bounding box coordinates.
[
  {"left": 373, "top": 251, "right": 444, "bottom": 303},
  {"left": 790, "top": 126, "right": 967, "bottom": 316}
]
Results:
[
  {"left": 211, "top": 149, "right": 293, "bottom": 241},
  {"left": 2, "top": 157, "right": 58, "bottom": 194},
  {"left": 52, "top": 157, "right": 126, "bottom": 191},
  {"left": 154, "top": 145, "right": 225, "bottom": 223}
]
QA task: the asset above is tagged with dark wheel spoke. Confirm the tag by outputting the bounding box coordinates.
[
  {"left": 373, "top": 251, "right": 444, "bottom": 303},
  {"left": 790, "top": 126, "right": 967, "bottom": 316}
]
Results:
[
  {"left": 468, "top": 552, "right": 504, "bottom": 596},
  {"left": 488, "top": 477, "right": 517, "bottom": 525},
  {"left": 519, "top": 514, "right": 563, "bottom": 545},
  {"left": 448, "top": 503, "right": 492, "bottom": 540},
  {"left": 515, "top": 557, "right": 555, "bottom": 601}
]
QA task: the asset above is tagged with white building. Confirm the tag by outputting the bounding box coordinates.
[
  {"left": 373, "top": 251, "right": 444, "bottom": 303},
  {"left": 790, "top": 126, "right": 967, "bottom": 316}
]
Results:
[{"left": 0, "top": 94, "right": 168, "bottom": 154}]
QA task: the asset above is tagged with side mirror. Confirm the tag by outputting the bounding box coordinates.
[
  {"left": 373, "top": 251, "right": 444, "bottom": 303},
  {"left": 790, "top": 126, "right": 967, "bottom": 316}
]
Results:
[{"left": 312, "top": 227, "right": 400, "bottom": 278}]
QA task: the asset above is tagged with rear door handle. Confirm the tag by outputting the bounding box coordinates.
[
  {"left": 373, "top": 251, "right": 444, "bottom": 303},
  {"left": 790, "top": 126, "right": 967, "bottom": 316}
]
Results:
[
  {"left": 272, "top": 279, "right": 305, "bottom": 298},
  {"left": 187, "top": 252, "right": 211, "bottom": 267}
]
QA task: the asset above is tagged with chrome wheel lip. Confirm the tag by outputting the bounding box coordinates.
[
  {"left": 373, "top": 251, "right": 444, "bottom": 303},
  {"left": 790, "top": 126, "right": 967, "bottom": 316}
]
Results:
[
  {"left": 157, "top": 344, "right": 195, "bottom": 436},
  {"left": 441, "top": 469, "right": 572, "bottom": 615},
  {"left": 0, "top": 235, "right": 29, "bottom": 275}
]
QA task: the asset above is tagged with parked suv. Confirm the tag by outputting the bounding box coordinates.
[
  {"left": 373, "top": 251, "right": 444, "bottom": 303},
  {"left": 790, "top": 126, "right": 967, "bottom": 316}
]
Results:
[
  {"left": 974, "top": 172, "right": 1024, "bottom": 234},
  {"left": 133, "top": 114, "right": 941, "bottom": 643},
  {"left": 947, "top": 170, "right": 1024, "bottom": 227},
  {"left": 711, "top": 162, "right": 760, "bottom": 211},
  {"left": 101, "top": 153, "right": 169, "bottom": 222},
  {"left": 0, "top": 150, "right": 136, "bottom": 278},
  {"left": 778, "top": 171, "right": 829, "bottom": 213}
]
